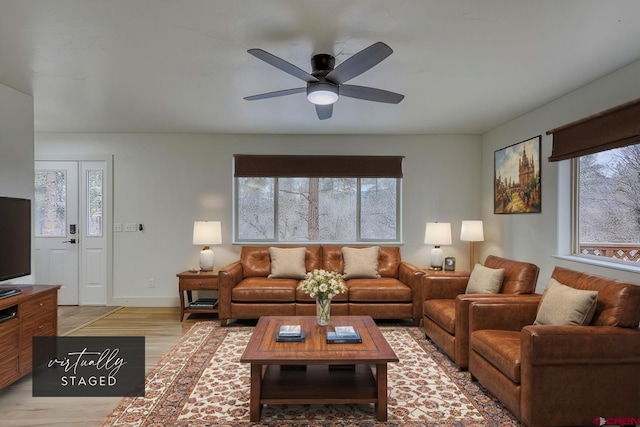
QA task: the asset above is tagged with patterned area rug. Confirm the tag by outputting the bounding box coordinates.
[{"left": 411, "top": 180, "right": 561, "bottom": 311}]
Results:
[{"left": 102, "top": 322, "right": 522, "bottom": 426}]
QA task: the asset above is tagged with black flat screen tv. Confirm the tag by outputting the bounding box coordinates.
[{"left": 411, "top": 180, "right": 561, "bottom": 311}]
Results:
[{"left": 0, "top": 196, "right": 32, "bottom": 282}]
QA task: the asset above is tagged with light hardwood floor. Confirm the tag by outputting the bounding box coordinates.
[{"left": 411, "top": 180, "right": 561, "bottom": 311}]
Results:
[{"left": 0, "top": 306, "right": 215, "bottom": 427}]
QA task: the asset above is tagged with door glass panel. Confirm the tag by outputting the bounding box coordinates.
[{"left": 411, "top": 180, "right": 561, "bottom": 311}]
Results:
[
  {"left": 87, "top": 170, "right": 103, "bottom": 236},
  {"left": 35, "top": 170, "right": 67, "bottom": 237}
]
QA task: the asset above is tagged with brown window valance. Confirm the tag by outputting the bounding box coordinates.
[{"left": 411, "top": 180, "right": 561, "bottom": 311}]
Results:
[
  {"left": 234, "top": 155, "right": 404, "bottom": 178},
  {"left": 546, "top": 97, "right": 640, "bottom": 162}
]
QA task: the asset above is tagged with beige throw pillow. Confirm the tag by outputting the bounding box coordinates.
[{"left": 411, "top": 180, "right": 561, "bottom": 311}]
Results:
[
  {"left": 465, "top": 263, "right": 505, "bottom": 294},
  {"left": 342, "top": 246, "right": 381, "bottom": 279},
  {"left": 268, "top": 247, "right": 307, "bottom": 279},
  {"left": 534, "top": 278, "right": 598, "bottom": 326}
]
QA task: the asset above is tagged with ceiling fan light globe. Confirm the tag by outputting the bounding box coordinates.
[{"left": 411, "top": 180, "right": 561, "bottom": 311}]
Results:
[{"left": 306, "top": 84, "right": 338, "bottom": 105}]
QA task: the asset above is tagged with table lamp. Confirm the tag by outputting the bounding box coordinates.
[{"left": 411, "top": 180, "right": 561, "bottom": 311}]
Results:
[
  {"left": 424, "top": 222, "right": 452, "bottom": 270},
  {"left": 460, "top": 220, "right": 484, "bottom": 270},
  {"left": 193, "top": 221, "right": 222, "bottom": 271}
]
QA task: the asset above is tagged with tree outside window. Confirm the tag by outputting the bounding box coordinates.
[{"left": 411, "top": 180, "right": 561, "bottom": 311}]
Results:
[{"left": 577, "top": 144, "right": 640, "bottom": 263}]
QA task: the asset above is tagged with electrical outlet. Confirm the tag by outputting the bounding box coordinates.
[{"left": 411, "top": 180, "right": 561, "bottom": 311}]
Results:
[
  {"left": 148, "top": 278, "right": 155, "bottom": 288},
  {"left": 113, "top": 223, "right": 123, "bottom": 232},
  {"left": 124, "top": 223, "right": 137, "bottom": 232}
]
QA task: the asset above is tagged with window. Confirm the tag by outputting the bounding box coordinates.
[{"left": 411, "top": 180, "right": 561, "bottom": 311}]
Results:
[
  {"left": 548, "top": 97, "right": 640, "bottom": 266},
  {"left": 86, "top": 169, "right": 103, "bottom": 236},
  {"left": 234, "top": 155, "right": 402, "bottom": 243},
  {"left": 34, "top": 170, "right": 67, "bottom": 237},
  {"left": 575, "top": 145, "right": 640, "bottom": 264}
]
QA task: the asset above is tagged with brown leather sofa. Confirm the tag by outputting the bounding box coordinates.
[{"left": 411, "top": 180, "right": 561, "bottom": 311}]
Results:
[
  {"left": 422, "top": 255, "right": 540, "bottom": 368},
  {"left": 468, "top": 266, "right": 640, "bottom": 427},
  {"left": 218, "top": 245, "right": 424, "bottom": 326}
]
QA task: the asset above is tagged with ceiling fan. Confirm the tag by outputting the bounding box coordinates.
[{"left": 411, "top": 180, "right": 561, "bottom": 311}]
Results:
[{"left": 243, "top": 41, "right": 404, "bottom": 120}]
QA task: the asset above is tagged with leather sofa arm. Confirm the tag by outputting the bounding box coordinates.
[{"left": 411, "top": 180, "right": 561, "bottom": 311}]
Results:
[
  {"left": 217, "top": 261, "right": 242, "bottom": 324},
  {"left": 399, "top": 262, "right": 425, "bottom": 322},
  {"left": 423, "top": 276, "right": 469, "bottom": 300},
  {"left": 521, "top": 325, "right": 640, "bottom": 364},
  {"left": 469, "top": 300, "right": 539, "bottom": 332},
  {"left": 399, "top": 262, "right": 424, "bottom": 291}
]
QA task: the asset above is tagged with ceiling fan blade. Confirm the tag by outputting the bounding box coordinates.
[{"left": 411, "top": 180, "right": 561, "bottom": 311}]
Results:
[
  {"left": 247, "top": 49, "right": 319, "bottom": 83},
  {"left": 340, "top": 85, "right": 404, "bottom": 104},
  {"left": 315, "top": 104, "right": 333, "bottom": 120},
  {"left": 244, "top": 87, "right": 306, "bottom": 101},
  {"left": 325, "top": 42, "right": 393, "bottom": 84}
]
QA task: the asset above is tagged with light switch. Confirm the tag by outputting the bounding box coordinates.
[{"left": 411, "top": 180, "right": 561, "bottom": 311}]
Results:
[{"left": 123, "top": 223, "right": 137, "bottom": 232}]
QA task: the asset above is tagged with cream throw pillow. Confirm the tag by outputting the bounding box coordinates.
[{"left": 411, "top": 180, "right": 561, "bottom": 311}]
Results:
[
  {"left": 342, "top": 246, "right": 381, "bottom": 279},
  {"left": 465, "top": 263, "right": 505, "bottom": 294},
  {"left": 268, "top": 247, "right": 307, "bottom": 279},
  {"left": 534, "top": 278, "right": 598, "bottom": 326}
]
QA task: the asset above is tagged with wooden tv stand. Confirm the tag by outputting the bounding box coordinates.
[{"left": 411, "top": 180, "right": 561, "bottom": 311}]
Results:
[{"left": 0, "top": 285, "right": 60, "bottom": 390}]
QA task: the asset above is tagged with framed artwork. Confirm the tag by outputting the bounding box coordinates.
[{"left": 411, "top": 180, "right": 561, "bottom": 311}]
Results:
[{"left": 494, "top": 135, "right": 541, "bottom": 214}]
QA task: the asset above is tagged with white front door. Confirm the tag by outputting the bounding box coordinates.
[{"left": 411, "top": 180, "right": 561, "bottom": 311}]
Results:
[
  {"left": 35, "top": 160, "right": 110, "bottom": 305},
  {"left": 35, "top": 161, "right": 79, "bottom": 304}
]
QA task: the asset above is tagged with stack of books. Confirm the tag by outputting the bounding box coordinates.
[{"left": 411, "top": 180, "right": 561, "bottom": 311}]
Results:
[
  {"left": 276, "top": 324, "right": 305, "bottom": 342},
  {"left": 326, "top": 326, "right": 362, "bottom": 344},
  {"left": 189, "top": 298, "right": 218, "bottom": 309}
]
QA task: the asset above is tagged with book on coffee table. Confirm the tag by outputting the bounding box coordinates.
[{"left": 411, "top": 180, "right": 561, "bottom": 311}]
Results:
[
  {"left": 334, "top": 326, "right": 359, "bottom": 338},
  {"left": 327, "top": 326, "right": 361, "bottom": 344},
  {"left": 278, "top": 325, "right": 302, "bottom": 336},
  {"left": 276, "top": 325, "right": 305, "bottom": 342}
]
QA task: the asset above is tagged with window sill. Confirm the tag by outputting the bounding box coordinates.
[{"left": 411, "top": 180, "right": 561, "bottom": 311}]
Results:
[{"left": 553, "top": 254, "right": 640, "bottom": 274}]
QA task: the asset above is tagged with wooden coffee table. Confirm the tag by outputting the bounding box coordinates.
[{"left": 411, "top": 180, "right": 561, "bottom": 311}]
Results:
[{"left": 239, "top": 315, "right": 398, "bottom": 422}]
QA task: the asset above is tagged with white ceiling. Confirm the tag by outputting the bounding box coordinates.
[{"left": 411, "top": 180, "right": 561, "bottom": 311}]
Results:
[{"left": 1, "top": 0, "right": 640, "bottom": 135}]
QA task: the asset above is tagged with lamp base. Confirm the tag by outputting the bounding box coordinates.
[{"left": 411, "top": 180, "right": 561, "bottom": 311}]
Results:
[
  {"left": 199, "top": 247, "right": 215, "bottom": 271},
  {"left": 430, "top": 247, "right": 444, "bottom": 270}
]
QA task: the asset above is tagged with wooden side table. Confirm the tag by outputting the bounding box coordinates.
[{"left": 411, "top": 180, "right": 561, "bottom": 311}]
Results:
[
  {"left": 177, "top": 270, "right": 219, "bottom": 321},
  {"left": 423, "top": 269, "right": 470, "bottom": 277}
]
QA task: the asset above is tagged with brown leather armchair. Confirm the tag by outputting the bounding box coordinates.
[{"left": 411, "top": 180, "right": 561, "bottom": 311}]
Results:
[
  {"left": 468, "top": 266, "right": 640, "bottom": 427},
  {"left": 422, "top": 255, "right": 539, "bottom": 368}
]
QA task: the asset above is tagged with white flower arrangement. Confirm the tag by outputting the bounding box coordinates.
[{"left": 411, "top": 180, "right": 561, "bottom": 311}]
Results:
[{"left": 298, "top": 269, "right": 346, "bottom": 300}]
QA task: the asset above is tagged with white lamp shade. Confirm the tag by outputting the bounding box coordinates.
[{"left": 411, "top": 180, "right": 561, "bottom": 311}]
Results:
[
  {"left": 193, "top": 221, "right": 222, "bottom": 245},
  {"left": 424, "top": 222, "right": 452, "bottom": 245},
  {"left": 460, "top": 220, "right": 484, "bottom": 242}
]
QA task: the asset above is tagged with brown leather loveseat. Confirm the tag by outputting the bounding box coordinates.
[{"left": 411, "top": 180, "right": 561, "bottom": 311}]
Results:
[
  {"left": 468, "top": 266, "right": 640, "bottom": 427},
  {"left": 422, "top": 255, "right": 540, "bottom": 368},
  {"left": 218, "top": 245, "right": 424, "bottom": 326}
]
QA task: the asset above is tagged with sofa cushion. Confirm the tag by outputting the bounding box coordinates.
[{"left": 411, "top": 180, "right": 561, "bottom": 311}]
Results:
[
  {"left": 240, "top": 246, "right": 272, "bottom": 278},
  {"left": 268, "top": 247, "right": 307, "bottom": 279},
  {"left": 534, "top": 278, "right": 598, "bottom": 326},
  {"left": 347, "top": 278, "right": 411, "bottom": 302},
  {"left": 423, "top": 299, "right": 456, "bottom": 334},
  {"left": 342, "top": 246, "right": 381, "bottom": 279},
  {"left": 465, "top": 264, "right": 504, "bottom": 294},
  {"left": 471, "top": 329, "right": 522, "bottom": 383},
  {"left": 231, "top": 277, "right": 298, "bottom": 302}
]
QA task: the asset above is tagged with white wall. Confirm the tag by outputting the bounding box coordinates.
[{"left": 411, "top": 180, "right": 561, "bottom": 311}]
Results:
[
  {"left": 0, "top": 84, "right": 34, "bottom": 285},
  {"left": 35, "top": 133, "right": 482, "bottom": 306},
  {"left": 481, "top": 59, "right": 640, "bottom": 291}
]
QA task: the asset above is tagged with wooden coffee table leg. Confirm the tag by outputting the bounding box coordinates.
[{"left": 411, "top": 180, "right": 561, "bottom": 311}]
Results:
[
  {"left": 249, "top": 363, "right": 263, "bottom": 421},
  {"left": 376, "top": 363, "right": 388, "bottom": 421}
]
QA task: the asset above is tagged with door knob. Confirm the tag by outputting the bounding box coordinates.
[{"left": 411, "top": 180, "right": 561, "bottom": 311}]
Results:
[{"left": 62, "top": 239, "right": 77, "bottom": 244}]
